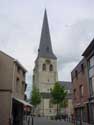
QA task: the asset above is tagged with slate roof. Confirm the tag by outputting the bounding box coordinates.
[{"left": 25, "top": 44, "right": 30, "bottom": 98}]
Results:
[
  {"left": 40, "top": 81, "right": 72, "bottom": 99},
  {"left": 0, "top": 51, "right": 27, "bottom": 72},
  {"left": 59, "top": 81, "right": 72, "bottom": 90},
  {"left": 59, "top": 81, "right": 72, "bottom": 99},
  {"left": 82, "top": 38, "right": 94, "bottom": 57},
  {"left": 38, "top": 10, "right": 57, "bottom": 59}
]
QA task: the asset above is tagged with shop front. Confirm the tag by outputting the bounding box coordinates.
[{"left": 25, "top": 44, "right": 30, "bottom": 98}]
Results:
[{"left": 12, "top": 97, "right": 32, "bottom": 125}]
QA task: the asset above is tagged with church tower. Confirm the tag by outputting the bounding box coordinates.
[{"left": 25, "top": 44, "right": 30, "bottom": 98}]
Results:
[{"left": 33, "top": 10, "right": 58, "bottom": 116}]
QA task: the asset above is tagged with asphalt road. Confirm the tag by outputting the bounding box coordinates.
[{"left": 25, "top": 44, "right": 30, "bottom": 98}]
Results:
[{"left": 25, "top": 117, "right": 74, "bottom": 125}]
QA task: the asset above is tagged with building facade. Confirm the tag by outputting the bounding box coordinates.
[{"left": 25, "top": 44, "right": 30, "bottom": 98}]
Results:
[
  {"left": 59, "top": 81, "right": 73, "bottom": 118},
  {"left": 33, "top": 10, "right": 58, "bottom": 116},
  {"left": 0, "top": 51, "right": 30, "bottom": 125},
  {"left": 71, "top": 58, "right": 89, "bottom": 123},
  {"left": 82, "top": 39, "right": 94, "bottom": 124}
]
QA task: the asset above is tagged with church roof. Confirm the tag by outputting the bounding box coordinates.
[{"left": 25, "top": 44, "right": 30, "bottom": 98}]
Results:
[
  {"left": 38, "top": 10, "right": 57, "bottom": 59},
  {"left": 59, "top": 81, "right": 72, "bottom": 91},
  {"left": 59, "top": 81, "right": 72, "bottom": 99}
]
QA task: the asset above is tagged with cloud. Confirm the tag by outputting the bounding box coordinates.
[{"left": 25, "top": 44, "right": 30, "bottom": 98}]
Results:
[
  {"left": 0, "top": 0, "right": 94, "bottom": 96},
  {"left": 56, "top": 19, "right": 94, "bottom": 81},
  {"left": 25, "top": 73, "right": 32, "bottom": 98}
]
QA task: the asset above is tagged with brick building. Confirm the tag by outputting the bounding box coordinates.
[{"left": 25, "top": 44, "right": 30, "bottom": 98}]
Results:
[
  {"left": 71, "top": 58, "right": 89, "bottom": 123},
  {"left": 82, "top": 39, "right": 94, "bottom": 124}
]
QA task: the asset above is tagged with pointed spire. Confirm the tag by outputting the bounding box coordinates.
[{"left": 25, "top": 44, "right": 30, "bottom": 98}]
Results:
[{"left": 38, "top": 9, "right": 57, "bottom": 59}]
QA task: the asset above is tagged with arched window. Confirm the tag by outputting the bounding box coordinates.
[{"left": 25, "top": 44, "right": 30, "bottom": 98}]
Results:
[
  {"left": 42, "top": 64, "right": 46, "bottom": 71},
  {"left": 49, "top": 64, "right": 53, "bottom": 71}
]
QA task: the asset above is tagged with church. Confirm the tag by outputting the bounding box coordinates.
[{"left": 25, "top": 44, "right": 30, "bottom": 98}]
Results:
[{"left": 33, "top": 10, "right": 73, "bottom": 117}]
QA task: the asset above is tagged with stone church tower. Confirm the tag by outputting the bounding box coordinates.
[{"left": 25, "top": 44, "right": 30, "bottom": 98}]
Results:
[{"left": 33, "top": 10, "right": 58, "bottom": 116}]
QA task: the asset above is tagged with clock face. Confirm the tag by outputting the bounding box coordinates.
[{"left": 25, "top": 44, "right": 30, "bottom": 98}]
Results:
[{"left": 45, "top": 59, "right": 51, "bottom": 64}]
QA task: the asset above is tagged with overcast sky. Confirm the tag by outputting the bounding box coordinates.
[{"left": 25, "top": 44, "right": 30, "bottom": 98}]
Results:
[{"left": 0, "top": 0, "right": 94, "bottom": 96}]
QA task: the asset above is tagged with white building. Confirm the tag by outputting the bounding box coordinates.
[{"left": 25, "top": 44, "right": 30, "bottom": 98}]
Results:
[
  {"left": 33, "top": 10, "right": 58, "bottom": 116},
  {"left": 33, "top": 10, "right": 73, "bottom": 117}
]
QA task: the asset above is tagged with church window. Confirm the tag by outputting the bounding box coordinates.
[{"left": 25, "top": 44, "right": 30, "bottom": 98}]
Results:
[
  {"left": 43, "top": 64, "right": 46, "bottom": 71},
  {"left": 49, "top": 64, "right": 53, "bottom": 71}
]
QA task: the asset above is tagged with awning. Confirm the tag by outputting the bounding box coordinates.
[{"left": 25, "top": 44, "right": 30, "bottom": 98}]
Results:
[{"left": 13, "top": 97, "right": 33, "bottom": 107}]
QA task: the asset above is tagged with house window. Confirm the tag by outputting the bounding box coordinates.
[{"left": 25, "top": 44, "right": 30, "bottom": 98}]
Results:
[
  {"left": 22, "top": 81, "right": 24, "bottom": 94},
  {"left": 89, "top": 78, "right": 93, "bottom": 96},
  {"left": 16, "top": 78, "right": 19, "bottom": 92},
  {"left": 73, "top": 89, "right": 76, "bottom": 99},
  {"left": 17, "top": 66, "right": 20, "bottom": 73},
  {"left": 81, "top": 64, "right": 84, "bottom": 73},
  {"left": 92, "top": 77, "right": 94, "bottom": 94},
  {"left": 42, "top": 64, "right": 46, "bottom": 71},
  {"left": 22, "top": 81, "right": 26, "bottom": 94},
  {"left": 89, "top": 56, "right": 94, "bottom": 68},
  {"left": 23, "top": 71, "right": 25, "bottom": 77},
  {"left": 89, "top": 77, "right": 94, "bottom": 96},
  {"left": 25, "top": 83, "right": 27, "bottom": 91},
  {"left": 49, "top": 64, "right": 53, "bottom": 71},
  {"left": 71, "top": 76, "right": 73, "bottom": 82},
  {"left": 79, "top": 85, "right": 84, "bottom": 98},
  {"left": 89, "top": 67, "right": 94, "bottom": 78},
  {"left": 75, "top": 70, "right": 78, "bottom": 79},
  {"left": 88, "top": 55, "right": 94, "bottom": 96}
]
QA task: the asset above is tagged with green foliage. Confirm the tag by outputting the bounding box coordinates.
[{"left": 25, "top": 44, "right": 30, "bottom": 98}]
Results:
[
  {"left": 50, "top": 82, "right": 67, "bottom": 105},
  {"left": 30, "top": 86, "right": 41, "bottom": 107},
  {"left": 60, "top": 99, "right": 68, "bottom": 108},
  {"left": 50, "top": 82, "right": 67, "bottom": 114}
]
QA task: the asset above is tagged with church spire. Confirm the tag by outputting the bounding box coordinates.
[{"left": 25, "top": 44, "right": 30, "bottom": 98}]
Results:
[{"left": 38, "top": 9, "right": 57, "bottom": 59}]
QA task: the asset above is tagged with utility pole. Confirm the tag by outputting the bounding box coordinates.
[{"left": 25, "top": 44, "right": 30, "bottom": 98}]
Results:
[
  {"left": 32, "top": 116, "right": 34, "bottom": 125},
  {"left": 31, "top": 107, "right": 34, "bottom": 125}
]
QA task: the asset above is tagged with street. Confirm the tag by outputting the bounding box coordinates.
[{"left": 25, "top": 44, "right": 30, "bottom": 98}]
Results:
[
  {"left": 24, "top": 116, "right": 74, "bottom": 125},
  {"left": 34, "top": 117, "right": 74, "bottom": 125}
]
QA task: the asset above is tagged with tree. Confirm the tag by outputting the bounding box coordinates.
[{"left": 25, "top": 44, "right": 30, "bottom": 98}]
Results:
[
  {"left": 50, "top": 82, "right": 67, "bottom": 115},
  {"left": 60, "top": 99, "right": 68, "bottom": 108},
  {"left": 30, "top": 86, "right": 41, "bottom": 110},
  {"left": 60, "top": 98, "right": 68, "bottom": 115}
]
